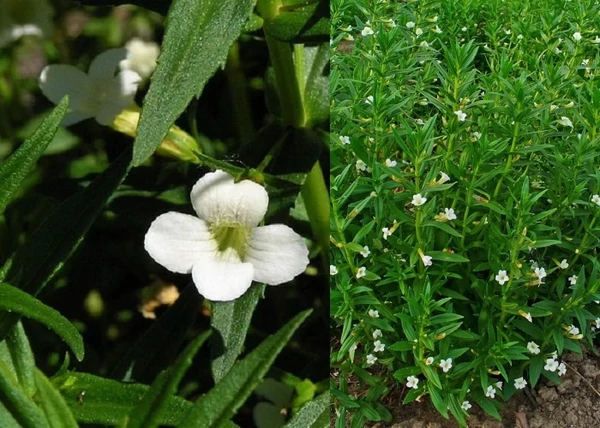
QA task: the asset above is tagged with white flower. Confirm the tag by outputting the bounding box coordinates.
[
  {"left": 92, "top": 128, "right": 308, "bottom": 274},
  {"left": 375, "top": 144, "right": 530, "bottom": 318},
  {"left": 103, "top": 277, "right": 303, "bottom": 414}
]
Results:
[
  {"left": 495, "top": 381, "right": 503, "bottom": 390},
  {"left": 406, "top": 376, "right": 419, "bottom": 389},
  {"left": 382, "top": 227, "right": 392, "bottom": 240},
  {"left": 517, "top": 34, "right": 523, "bottom": 40},
  {"left": 356, "top": 160, "right": 367, "bottom": 171},
  {"left": 339, "top": 135, "right": 351, "bottom": 145},
  {"left": 438, "top": 171, "right": 451, "bottom": 184},
  {"left": 356, "top": 267, "right": 366, "bottom": 279},
  {"left": 365, "top": 95, "right": 374, "bottom": 104},
  {"left": 420, "top": 252, "right": 433, "bottom": 267},
  {"left": 593, "top": 318, "right": 600, "bottom": 330},
  {"left": 40, "top": 49, "right": 142, "bottom": 126},
  {"left": 406, "top": 21, "right": 415, "bottom": 29},
  {"left": 454, "top": 110, "right": 467, "bottom": 121},
  {"left": 373, "top": 329, "right": 382, "bottom": 339},
  {"left": 144, "top": 170, "right": 309, "bottom": 302},
  {"left": 514, "top": 377, "right": 527, "bottom": 389},
  {"left": 472, "top": 131, "right": 482, "bottom": 140},
  {"left": 119, "top": 38, "right": 160, "bottom": 80},
  {"left": 461, "top": 27, "right": 467, "bottom": 32},
  {"left": 527, "top": 341, "right": 541, "bottom": 355},
  {"left": 551, "top": 351, "right": 558, "bottom": 359},
  {"left": 360, "top": 246, "right": 371, "bottom": 258},
  {"left": 387, "top": 19, "right": 396, "bottom": 28},
  {"left": 330, "top": 265, "right": 338, "bottom": 276},
  {"left": 373, "top": 340, "right": 385, "bottom": 352},
  {"left": 568, "top": 275, "right": 578, "bottom": 285},
  {"left": 495, "top": 270, "right": 509, "bottom": 285},
  {"left": 412, "top": 193, "right": 427, "bottom": 206},
  {"left": 362, "top": 26, "right": 374, "bottom": 36},
  {"left": 366, "top": 354, "right": 377, "bottom": 365},
  {"left": 568, "top": 325, "right": 580, "bottom": 335},
  {"left": 593, "top": 36, "right": 600, "bottom": 44},
  {"left": 521, "top": 311, "right": 533, "bottom": 323},
  {"left": 559, "top": 259, "right": 569, "bottom": 269},
  {"left": 415, "top": 118, "right": 425, "bottom": 125},
  {"left": 504, "top": 29, "right": 511, "bottom": 35},
  {"left": 425, "top": 357, "right": 434, "bottom": 365},
  {"left": 439, "top": 358, "right": 453, "bottom": 373},
  {"left": 534, "top": 267, "right": 547, "bottom": 281},
  {"left": 368, "top": 309, "right": 379, "bottom": 318},
  {"left": 415, "top": 28, "right": 423, "bottom": 37},
  {"left": 573, "top": 31, "right": 582, "bottom": 41},
  {"left": 592, "top": 195, "right": 600, "bottom": 206},
  {"left": 558, "top": 116, "right": 573, "bottom": 127},
  {"left": 385, "top": 158, "right": 397, "bottom": 167},
  {"left": 419, "top": 41, "right": 429, "bottom": 48},
  {"left": 485, "top": 385, "right": 496, "bottom": 398},
  {"left": 544, "top": 358, "right": 559, "bottom": 372},
  {"left": 558, "top": 362, "right": 567, "bottom": 376},
  {"left": 0, "top": 0, "right": 53, "bottom": 48},
  {"left": 461, "top": 401, "right": 472, "bottom": 411},
  {"left": 432, "top": 25, "right": 442, "bottom": 34},
  {"left": 443, "top": 208, "right": 457, "bottom": 221}
]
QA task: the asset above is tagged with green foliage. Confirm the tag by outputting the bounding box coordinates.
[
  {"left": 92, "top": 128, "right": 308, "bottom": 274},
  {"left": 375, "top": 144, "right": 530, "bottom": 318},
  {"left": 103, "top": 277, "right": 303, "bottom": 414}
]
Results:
[
  {"left": 283, "top": 391, "right": 329, "bottom": 428},
  {"left": 33, "top": 369, "right": 78, "bottom": 428},
  {"left": 331, "top": 0, "right": 600, "bottom": 426}
]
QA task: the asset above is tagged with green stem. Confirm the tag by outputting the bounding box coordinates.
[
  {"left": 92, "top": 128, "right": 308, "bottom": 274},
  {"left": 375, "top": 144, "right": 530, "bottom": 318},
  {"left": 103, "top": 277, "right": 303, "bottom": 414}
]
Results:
[
  {"left": 301, "top": 162, "right": 329, "bottom": 267},
  {"left": 225, "top": 43, "right": 256, "bottom": 142}
]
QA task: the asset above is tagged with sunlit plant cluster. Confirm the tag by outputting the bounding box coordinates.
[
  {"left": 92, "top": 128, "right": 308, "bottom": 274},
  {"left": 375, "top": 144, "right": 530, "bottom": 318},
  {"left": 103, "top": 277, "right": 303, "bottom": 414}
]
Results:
[{"left": 330, "top": 0, "right": 600, "bottom": 425}]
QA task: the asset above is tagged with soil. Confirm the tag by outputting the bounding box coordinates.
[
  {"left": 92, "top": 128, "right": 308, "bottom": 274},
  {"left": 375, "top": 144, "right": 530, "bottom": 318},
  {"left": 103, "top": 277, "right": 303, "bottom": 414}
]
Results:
[{"left": 333, "top": 347, "right": 600, "bottom": 428}]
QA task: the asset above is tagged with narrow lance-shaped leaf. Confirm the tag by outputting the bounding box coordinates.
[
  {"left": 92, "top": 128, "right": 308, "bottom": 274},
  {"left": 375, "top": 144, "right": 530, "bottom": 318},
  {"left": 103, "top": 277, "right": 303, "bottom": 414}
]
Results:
[
  {"left": 283, "top": 391, "right": 329, "bottom": 428},
  {"left": 33, "top": 369, "right": 78, "bottom": 428},
  {"left": 5, "top": 321, "right": 36, "bottom": 397},
  {"left": 0, "top": 96, "right": 69, "bottom": 215},
  {"left": 178, "top": 309, "right": 312, "bottom": 427},
  {"left": 132, "top": 0, "right": 257, "bottom": 165}
]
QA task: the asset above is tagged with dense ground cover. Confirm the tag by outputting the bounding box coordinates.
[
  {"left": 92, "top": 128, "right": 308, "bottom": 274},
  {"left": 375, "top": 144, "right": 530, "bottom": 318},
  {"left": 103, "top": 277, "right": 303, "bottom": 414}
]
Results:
[{"left": 330, "top": 0, "right": 600, "bottom": 426}]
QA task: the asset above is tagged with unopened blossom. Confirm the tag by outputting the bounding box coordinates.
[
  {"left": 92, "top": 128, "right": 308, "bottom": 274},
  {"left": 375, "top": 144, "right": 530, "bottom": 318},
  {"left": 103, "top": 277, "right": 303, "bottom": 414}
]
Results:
[
  {"left": 360, "top": 246, "right": 371, "bottom": 258},
  {"left": 356, "top": 267, "right": 366, "bottom": 279},
  {"left": 527, "top": 341, "right": 541, "bottom": 354},
  {"left": 592, "top": 194, "right": 600, "bottom": 206},
  {"left": 385, "top": 158, "right": 397, "bottom": 167},
  {"left": 119, "top": 38, "right": 159, "bottom": 80},
  {"left": 330, "top": 265, "right": 338, "bottom": 276},
  {"left": 454, "top": 110, "right": 467, "bottom": 121},
  {"left": 339, "top": 135, "right": 351, "bottom": 145},
  {"left": 555, "top": 47, "right": 562, "bottom": 54},
  {"left": 0, "top": 0, "right": 53, "bottom": 48},
  {"left": 495, "top": 270, "right": 509, "bottom": 285},
  {"left": 425, "top": 357, "right": 434, "bottom": 365},
  {"left": 373, "top": 340, "right": 385, "bottom": 352},
  {"left": 593, "top": 36, "right": 600, "bottom": 44},
  {"left": 366, "top": 354, "right": 377, "bottom": 365},
  {"left": 373, "top": 329, "right": 382, "bottom": 340},
  {"left": 412, "top": 193, "right": 427, "bottom": 206},
  {"left": 438, "top": 171, "right": 451, "bottom": 184},
  {"left": 406, "top": 21, "right": 415, "bottom": 29},
  {"left": 558, "top": 116, "right": 573, "bottom": 127},
  {"left": 356, "top": 160, "right": 367, "bottom": 171},
  {"left": 361, "top": 26, "right": 374, "bottom": 36},
  {"left": 567, "top": 325, "right": 580, "bottom": 335},
  {"left": 558, "top": 362, "right": 567, "bottom": 376},
  {"left": 504, "top": 29, "right": 511, "bottom": 35},
  {"left": 415, "top": 28, "right": 423, "bottom": 37},
  {"left": 406, "top": 376, "right": 419, "bottom": 389},
  {"left": 461, "top": 26, "right": 467, "bottom": 32},
  {"left": 461, "top": 401, "right": 472, "bottom": 411},
  {"left": 439, "top": 358, "right": 452, "bottom": 373},
  {"left": 514, "top": 377, "right": 527, "bottom": 389},
  {"left": 520, "top": 311, "right": 533, "bottom": 323},
  {"left": 144, "top": 170, "right": 309, "bottom": 301},
  {"left": 568, "top": 275, "right": 577, "bottom": 285},
  {"left": 544, "top": 358, "right": 559, "bottom": 372},
  {"left": 40, "top": 49, "right": 142, "bottom": 126},
  {"left": 419, "top": 41, "right": 429, "bottom": 48},
  {"left": 495, "top": 381, "right": 503, "bottom": 390},
  {"left": 349, "top": 342, "right": 358, "bottom": 354},
  {"left": 485, "top": 385, "right": 496, "bottom": 398},
  {"left": 368, "top": 309, "right": 379, "bottom": 318},
  {"left": 551, "top": 351, "right": 558, "bottom": 359},
  {"left": 471, "top": 131, "right": 482, "bottom": 140},
  {"left": 559, "top": 259, "right": 569, "bottom": 269},
  {"left": 517, "top": 34, "right": 523, "bottom": 40},
  {"left": 573, "top": 31, "right": 582, "bottom": 41}
]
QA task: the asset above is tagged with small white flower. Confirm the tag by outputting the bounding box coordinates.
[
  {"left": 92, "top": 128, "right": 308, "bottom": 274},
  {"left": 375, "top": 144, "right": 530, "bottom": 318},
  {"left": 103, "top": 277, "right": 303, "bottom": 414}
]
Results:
[
  {"left": 534, "top": 267, "right": 547, "bottom": 281},
  {"left": 349, "top": 342, "right": 358, "bottom": 352},
  {"left": 432, "top": 15, "right": 438, "bottom": 22},
  {"left": 495, "top": 270, "right": 509, "bottom": 285},
  {"left": 527, "top": 341, "right": 541, "bottom": 355},
  {"left": 461, "top": 401, "right": 472, "bottom": 411},
  {"left": 558, "top": 116, "right": 573, "bottom": 128},
  {"left": 593, "top": 36, "right": 600, "bottom": 44},
  {"left": 412, "top": 193, "right": 427, "bottom": 206},
  {"left": 356, "top": 267, "right": 366, "bottom": 279},
  {"left": 0, "top": 0, "right": 54, "bottom": 48},
  {"left": 558, "top": 362, "right": 567, "bottom": 376},
  {"left": 370, "top": 191, "right": 377, "bottom": 197},
  {"left": 432, "top": 25, "right": 442, "bottom": 34},
  {"left": 495, "top": 381, "right": 503, "bottom": 390},
  {"left": 485, "top": 385, "right": 496, "bottom": 398},
  {"left": 356, "top": 160, "right": 367, "bottom": 171},
  {"left": 362, "top": 26, "right": 374, "bottom": 36},
  {"left": 420, "top": 252, "right": 433, "bottom": 267},
  {"left": 504, "top": 29, "right": 511, "bottom": 35},
  {"left": 592, "top": 195, "right": 600, "bottom": 206},
  {"left": 419, "top": 41, "right": 429, "bottom": 48},
  {"left": 360, "top": 246, "right": 371, "bottom": 258},
  {"left": 461, "top": 26, "right": 467, "bottom": 32},
  {"left": 568, "top": 275, "right": 578, "bottom": 285},
  {"left": 385, "top": 158, "right": 397, "bottom": 167},
  {"left": 438, "top": 171, "right": 451, "bottom": 184},
  {"left": 368, "top": 309, "right": 379, "bottom": 318},
  {"left": 40, "top": 49, "right": 142, "bottom": 126},
  {"left": 522, "top": 312, "right": 533, "bottom": 323},
  {"left": 439, "top": 358, "right": 453, "bottom": 373},
  {"left": 517, "top": 34, "right": 523, "bottom": 40},
  {"left": 425, "top": 357, "right": 434, "bottom": 365},
  {"left": 444, "top": 208, "right": 457, "bottom": 221},
  {"left": 568, "top": 325, "right": 580, "bottom": 335},
  {"left": 415, "top": 28, "right": 423, "bottom": 37},
  {"left": 551, "top": 351, "right": 558, "bottom": 359},
  {"left": 365, "top": 95, "right": 374, "bottom": 105},
  {"left": 366, "top": 354, "right": 377, "bottom": 365},
  {"left": 406, "top": 21, "right": 415, "bottom": 29},
  {"left": 415, "top": 118, "right": 425, "bottom": 125},
  {"left": 372, "top": 329, "right": 382, "bottom": 339},
  {"left": 144, "top": 170, "right": 309, "bottom": 301},
  {"left": 382, "top": 227, "right": 392, "bottom": 240},
  {"left": 339, "top": 135, "right": 351, "bottom": 145},
  {"left": 514, "top": 377, "right": 527, "bottom": 389},
  {"left": 573, "top": 31, "right": 582, "bottom": 41},
  {"left": 544, "top": 358, "right": 559, "bottom": 372},
  {"left": 406, "top": 375, "right": 419, "bottom": 389},
  {"left": 120, "top": 38, "right": 160, "bottom": 80},
  {"left": 454, "top": 110, "right": 467, "bottom": 121},
  {"left": 593, "top": 318, "right": 600, "bottom": 330},
  {"left": 330, "top": 265, "right": 338, "bottom": 276},
  {"left": 373, "top": 340, "right": 385, "bottom": 352},
  {"left": 472, "top": 131, "right": 482, "bottom": 140}
]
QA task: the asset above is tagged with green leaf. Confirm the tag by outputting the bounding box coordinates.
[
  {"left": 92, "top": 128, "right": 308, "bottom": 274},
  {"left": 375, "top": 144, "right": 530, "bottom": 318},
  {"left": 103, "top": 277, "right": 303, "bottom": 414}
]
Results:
[
  {"left": 124, "top": 330, "right": 212, "bottom": 428},
  {"left": 301, "top": 45, "right": 330, "bottom": 126},
  {"left": 428, "top": 251, "right": 470, "bottom": 263},
  {"left": 0, "top": 359, "right": 49, "bottom": 428},
  {"left": 178, "top": 309, "right": 312, "bottom": 427},
  {"left": 211, "top": 284, "right": 264, "bottom": 383},
  {"left": 132, "top": 0, "right": 257, "bottom": 165},
  {"left": 0, "top": 149, "right": 131, "bottom": 339},
  {"left": 283, "top": 392, "right": 329, "bottom": 428},
  {"left": 5, "top": 321, "right": 36, "bottom": 397},
  {"left": 0, "top": 283, "right": 84, "bottom": 361},
  {"left": 0, "top": 97, "right": 68, "bottom": 215},
  {"left": 422, "top": 220, "right": 463, "bottom": 238},
  {"left": 52, "top": 372, "right": 192, "bottom": 426},
  {"left": 263, "top": 2, "right": 329, "bottom": 43},
  {"left": 33, "top": 369, "right": 78, "bottom": 428}
]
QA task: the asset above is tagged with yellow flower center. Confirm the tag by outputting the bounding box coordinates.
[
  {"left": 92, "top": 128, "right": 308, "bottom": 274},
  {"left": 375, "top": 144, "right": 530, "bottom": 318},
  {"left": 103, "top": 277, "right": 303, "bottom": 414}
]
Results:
[{"left": 211, "top": 223, "right": 251, "bottom": 261}]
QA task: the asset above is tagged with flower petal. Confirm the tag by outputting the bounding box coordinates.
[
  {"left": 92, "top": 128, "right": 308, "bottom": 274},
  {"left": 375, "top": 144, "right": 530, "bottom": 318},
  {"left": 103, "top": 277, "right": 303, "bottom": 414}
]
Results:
[
  {"left": 39, "top": 65, "right": 96, "bottom": 124},
  {"left": 190, "top": 170, "right": 268, "bottom": 227},
  {"left": 144, "top": 212, "right": 217, "bottom": 274},
  {"left": 192, "top": 259, "right": 254, "bottom": 301},
  {"left": 245, "top": 224, "right": 309, "bottom": 285},
  {"left": 88, "top": 48, "right": 127, "bottom": 80},
  {"left": 95, "top": 70, "right": 141, "bottom": 125}
]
